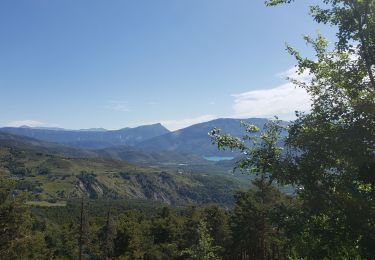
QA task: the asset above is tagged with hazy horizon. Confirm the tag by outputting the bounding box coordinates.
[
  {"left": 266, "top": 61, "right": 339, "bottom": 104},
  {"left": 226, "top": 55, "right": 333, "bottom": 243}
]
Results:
[{"left": 1, "top": 116, "right": 274, "bottom": 132}]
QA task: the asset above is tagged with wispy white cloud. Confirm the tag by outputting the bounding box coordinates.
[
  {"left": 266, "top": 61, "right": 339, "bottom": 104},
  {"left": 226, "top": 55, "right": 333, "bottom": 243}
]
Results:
[
  {"left": 231, "top": 67, "right": 312, "bottom": 120},
  {"left": 4, "top": 120, "right": 57, "bottom": 128},
  {"left": 277, "top": 66, "right": 312, "bottom": 82},
  {"left": 106, "top": 101, "right": 131, "bottom": 112},
  {"left": 157, "top": 115, "right": 218, "bottom": 131}
]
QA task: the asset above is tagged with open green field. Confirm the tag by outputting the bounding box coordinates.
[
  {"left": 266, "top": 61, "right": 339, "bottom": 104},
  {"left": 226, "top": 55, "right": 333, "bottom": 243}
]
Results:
[{"left": 26, "top": 201, "right": 67, "bottom": 207}]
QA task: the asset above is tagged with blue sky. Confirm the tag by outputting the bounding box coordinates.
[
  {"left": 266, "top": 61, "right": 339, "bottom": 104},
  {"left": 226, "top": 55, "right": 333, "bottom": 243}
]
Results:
[{"left": 0, "top": 0, "right": 335, "bottom": 130}]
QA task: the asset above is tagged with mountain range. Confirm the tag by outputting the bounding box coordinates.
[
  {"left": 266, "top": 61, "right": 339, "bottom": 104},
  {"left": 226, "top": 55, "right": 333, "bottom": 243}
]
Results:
[
  {"left": 0, "top": 123, "right": 169, "bottom": 149},
  {"left": 0, "top": 118, "right": 271, "bottom": 157},
  {"left": 137, "top": 118, "right": 269, "bottom": 156}
]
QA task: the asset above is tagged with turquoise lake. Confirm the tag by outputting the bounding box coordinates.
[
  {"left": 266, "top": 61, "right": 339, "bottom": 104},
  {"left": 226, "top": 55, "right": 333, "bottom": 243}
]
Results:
[{"left": 204, "top": 156, "right": 234, "bottom": 162}]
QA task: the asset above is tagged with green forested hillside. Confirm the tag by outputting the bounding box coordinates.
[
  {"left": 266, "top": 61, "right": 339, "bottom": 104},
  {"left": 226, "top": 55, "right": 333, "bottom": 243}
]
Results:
[{"left": 0, "top": 136, "right": 244, "bottom": 206}]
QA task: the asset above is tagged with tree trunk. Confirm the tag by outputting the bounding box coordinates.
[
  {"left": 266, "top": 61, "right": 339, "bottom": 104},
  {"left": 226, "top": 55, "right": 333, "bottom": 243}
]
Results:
[{"left": 78, "top": 197, "right": 84, "bottom": 260}]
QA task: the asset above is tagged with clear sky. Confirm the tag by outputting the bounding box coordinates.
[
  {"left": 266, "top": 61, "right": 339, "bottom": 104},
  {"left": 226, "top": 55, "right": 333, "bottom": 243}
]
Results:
[{"left": 0, "top": 0, "right": 335, "bottom": 131}]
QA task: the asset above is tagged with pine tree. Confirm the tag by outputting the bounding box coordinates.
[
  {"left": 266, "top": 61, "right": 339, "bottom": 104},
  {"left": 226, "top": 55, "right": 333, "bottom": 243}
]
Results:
[
  {"left": 0, "top": 179, "right": 46, "bottom": 259},
  {"left": 181, "top": 220, "right": 221, "bottom": 260},
  {"left": 78, "top": 197, "right": 89, "bottom": 260},
  {"left": 101, "top": 207, "right": 115, "bottom": 260}
]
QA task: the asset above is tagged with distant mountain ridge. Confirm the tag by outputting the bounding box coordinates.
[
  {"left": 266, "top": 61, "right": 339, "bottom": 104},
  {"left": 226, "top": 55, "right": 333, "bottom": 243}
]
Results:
[
  {"left": 0, "top": 123, "right": 170, "bottom": 149},
  {"left": 0, "top": 132, "right": 98, "bottom": 158},
  {"left": 0, "top": 132, "right": 209, "bottom": 167},
  {"left": 0, "top": 118, "right": 284, "bottom": 157},
  {"left": 137, "top": 118, "right": 271, "bottom": 156}
]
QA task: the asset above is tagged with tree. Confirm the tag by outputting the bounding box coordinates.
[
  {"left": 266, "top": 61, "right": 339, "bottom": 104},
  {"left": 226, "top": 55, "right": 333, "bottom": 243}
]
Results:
[
  {"left": 78, "top": 197, "right": 90, "bottom": 260},
  {"left": 181, "top": 220, "right": 221, "bottom": 260},
  {"left": 0, "top": 179, "right": 47, "bottom": 259},
  {"left": 113, "top": 210, "right": 148, "bottom": 259},
  {"left": 147, "top": 207, "right": 180, "bottom": 259},
  {"left": 230, "top": 182, "right": 292, "bottom": 260},
  {"left": 263, "top": 0, "right": 375, "bottom": 258},
  {"left": 48, "top": 222, "right": 79, "bottom": 259},
  {"left": 266, "top": 0, "right": 375, "bottom": 91},
  {"left": 210, "top": 119, "right": 292, "bottom": 259},
  {"left": 180, "top": 206, "right": 202, "bottom": 251},
  {"left": 99, "top": 207, "right": 116, "bottom": 260},
  {"left": 201, "top": 205, "right": 231, "bottom": 257}
]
